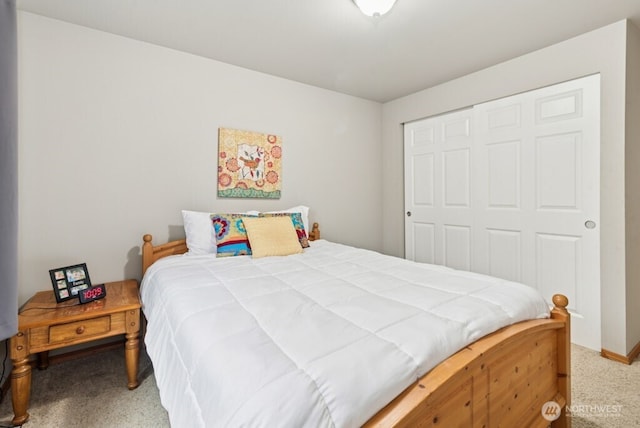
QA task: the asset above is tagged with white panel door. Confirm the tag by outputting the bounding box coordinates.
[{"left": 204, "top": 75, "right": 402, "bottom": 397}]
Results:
[
  {"left": 405, "top": 74, "right": 601, "bottom": 350},
  {"left": 404, "top": 108, "right": 473, "bottom": 269}
]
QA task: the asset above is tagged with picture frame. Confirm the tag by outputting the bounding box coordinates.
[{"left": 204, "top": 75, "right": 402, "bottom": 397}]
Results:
[
  {"left": 217, "top": 127, "right": 282, "bottom": 199},
  {"left": 49, "top": 263, "right": 92, "bottom": 303}
]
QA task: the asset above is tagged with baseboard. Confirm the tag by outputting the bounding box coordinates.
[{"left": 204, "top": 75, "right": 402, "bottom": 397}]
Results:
[{"left": 601, "top": 340, "right": 640, "bottom": 365}]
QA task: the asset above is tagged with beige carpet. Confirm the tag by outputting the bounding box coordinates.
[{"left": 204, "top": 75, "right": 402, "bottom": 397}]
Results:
[
  {"left": 0, "top": 344, "right": 637, "bottom": 427},
  {"left": 0, "top": 348, "right": 169, "bottom": 427},
  {"left": 571, "top": 345, "right": 640, "bottom": 427}
]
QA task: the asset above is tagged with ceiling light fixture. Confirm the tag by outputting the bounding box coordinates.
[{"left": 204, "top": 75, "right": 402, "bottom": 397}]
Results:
[{"left": 353, "top": 0, "right": 397, "bottom": 17}]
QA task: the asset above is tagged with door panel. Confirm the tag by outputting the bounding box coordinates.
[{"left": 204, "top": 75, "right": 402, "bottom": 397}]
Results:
[
  {"left": 443, "top": 149, "right": 470, "bottom": 207},
  {"left": 413, "top": 223, "right": 435, "bottom": 264},
  {"left": 536, "top": 232, "right": 581, "bottom": 320},
  {"left": 535, "top": 132, "right": 581, "bottom": 210},
  {"left": 412, "top": 154, "right": 434, "bottom": 206},
  {"left": 487, "top": 229, "right": 522, "bottom": 282},
  {"left": 487, "top": 140, "right": 521, "bottom": 208},
  {"left": 443, "top": 225, "right": 471, "bottom": 271},
  {"left": 404, "top": 74, "right": 601, "bottom": 350},
  {"left": 404, "top": 108, "right": 474, "bottom": 269}
]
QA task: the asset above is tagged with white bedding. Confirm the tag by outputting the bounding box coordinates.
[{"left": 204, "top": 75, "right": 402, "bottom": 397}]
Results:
[{"left": 140, "top": 239, "right": 549, "bottom": 428}]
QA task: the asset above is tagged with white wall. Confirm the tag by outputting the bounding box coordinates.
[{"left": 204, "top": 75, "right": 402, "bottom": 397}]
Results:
[
  {"left": 625, "top": 22, "right": 640, "bottom": 355},
  {"left": 382, "top": 20, "right": 632, "bottom": 355},
  {"left": 17, "top": 12, "right": 382, "bottom": 305}
]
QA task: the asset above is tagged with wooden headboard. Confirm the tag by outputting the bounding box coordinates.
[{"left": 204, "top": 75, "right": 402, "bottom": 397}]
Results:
[{"left": 142, "top": 222, "right": 320, "bottom": 276}]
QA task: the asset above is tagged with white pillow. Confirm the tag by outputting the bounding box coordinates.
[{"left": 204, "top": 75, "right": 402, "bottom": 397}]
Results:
[
  {"left": 181, "top": 210, "right": 216, "bottom": 256},
  {"left": 264, "top": 205, "right": 310, "bottom": 235}
]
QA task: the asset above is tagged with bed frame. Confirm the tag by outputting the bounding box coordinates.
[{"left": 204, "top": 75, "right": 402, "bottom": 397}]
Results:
[{"left": 141, "top": 223, "right": 570, "bottom": 428}]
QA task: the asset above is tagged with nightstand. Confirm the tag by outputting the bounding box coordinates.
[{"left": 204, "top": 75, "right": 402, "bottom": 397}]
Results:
[{"left": 9, "top": 279, "right": 141, "bottom": 425}]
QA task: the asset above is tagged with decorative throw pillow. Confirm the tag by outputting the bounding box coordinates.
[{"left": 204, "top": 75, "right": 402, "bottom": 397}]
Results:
[
  {"left": 259, "top": 212, "right": 309, "bottom": 248},
  {"left": 242, "top": 216, "right": 304, "bottom": 258},
  {"left": 182, "top": 210, "right": 217, "bottom": 256},
  {"left": 210, "top": 213, "right": 258, "bottom": 257}
]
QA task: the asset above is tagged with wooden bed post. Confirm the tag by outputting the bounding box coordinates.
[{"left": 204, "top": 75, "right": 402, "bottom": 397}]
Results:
[
  {"left": 141, "top": 234, "right": 189, "bottom": 277},
  {"left": 551, "top": 294, "right": 571, "bottom": 428},
  {"left": 142, "top": 234, "right": 154, "bottom": 276},
  {"left": 308, "top": 223, "right": 320, "bottom": 241}
]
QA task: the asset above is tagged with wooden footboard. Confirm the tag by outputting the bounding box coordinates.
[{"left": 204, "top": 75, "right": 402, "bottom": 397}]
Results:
[
  {"left": 365, "top": 294, "right": 571, "bottom": 428},
  {"left": 141, "top": 230, "right": 570, "bottom": 427}
]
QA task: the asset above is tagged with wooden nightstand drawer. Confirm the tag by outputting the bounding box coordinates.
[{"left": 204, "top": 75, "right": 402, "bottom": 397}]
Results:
[{"left": 49, "top": 316, "right": 111, "bottom": 344}]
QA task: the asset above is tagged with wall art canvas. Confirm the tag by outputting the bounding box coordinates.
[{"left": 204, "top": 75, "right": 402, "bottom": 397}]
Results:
[{"left": 217, "top": 127, "right": 282, "bottom": 199}]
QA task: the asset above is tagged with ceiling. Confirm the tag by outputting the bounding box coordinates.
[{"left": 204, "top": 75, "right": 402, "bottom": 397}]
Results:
[{"left": 16, "top": 0, "right": 640, "bottom": 103}]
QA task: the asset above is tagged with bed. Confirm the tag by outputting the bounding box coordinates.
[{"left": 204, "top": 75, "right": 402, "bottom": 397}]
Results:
[{"left": 140, "top": 220, "right": 571, "bottom": 428}]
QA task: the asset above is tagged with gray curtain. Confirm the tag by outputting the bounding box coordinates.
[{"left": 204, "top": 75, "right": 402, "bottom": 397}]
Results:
[{"left": 0, "top": 0, "right": 18, "bottom": 341}]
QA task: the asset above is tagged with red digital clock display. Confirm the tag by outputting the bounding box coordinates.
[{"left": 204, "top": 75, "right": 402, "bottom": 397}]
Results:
[{"left": 78, "top": 283, "right": 107, "bottom": 304}]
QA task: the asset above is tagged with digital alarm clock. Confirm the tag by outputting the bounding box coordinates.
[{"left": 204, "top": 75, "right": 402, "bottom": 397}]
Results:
[{"left": 78, "top": 283, "right": 107, "bottom": 304}]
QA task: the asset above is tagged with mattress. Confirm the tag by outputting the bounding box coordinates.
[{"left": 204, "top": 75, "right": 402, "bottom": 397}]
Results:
[{"left": 140, "top": 239, "right": 549, "bottom": 427}]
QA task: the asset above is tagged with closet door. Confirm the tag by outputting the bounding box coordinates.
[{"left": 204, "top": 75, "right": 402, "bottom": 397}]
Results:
[
  {"left": 404, "top": 108, "right": 474, "bottom": 270},
  {"left": 404, "top": 74, "right": 601, "bottom": 350}
]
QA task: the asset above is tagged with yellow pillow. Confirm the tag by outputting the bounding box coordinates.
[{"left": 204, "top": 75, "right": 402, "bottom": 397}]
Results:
[{"left": 242, "top": 216, "right": 304, "bottom": 258}]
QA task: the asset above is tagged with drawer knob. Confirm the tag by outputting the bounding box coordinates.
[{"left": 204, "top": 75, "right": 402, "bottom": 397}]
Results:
[{"left": 76, "top": 326, "right": 85, "bottom": 335}]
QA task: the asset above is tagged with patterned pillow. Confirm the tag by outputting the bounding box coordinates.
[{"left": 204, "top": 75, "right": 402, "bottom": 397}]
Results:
[
  {"left": 210, "top": 213, "right": 258, "bottom": 257},
  {"left": 259, "top": 212, "right": 309, "bottom": 248}
]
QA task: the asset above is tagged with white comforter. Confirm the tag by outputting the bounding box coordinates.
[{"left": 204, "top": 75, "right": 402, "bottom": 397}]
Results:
[{"left": 141, "top": 240, "right": 549, "bottom": 428}]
